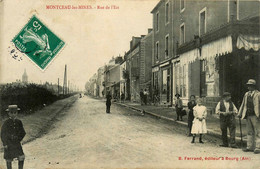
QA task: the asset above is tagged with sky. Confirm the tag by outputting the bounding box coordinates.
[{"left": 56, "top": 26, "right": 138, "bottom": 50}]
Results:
[{"left": 0, "top": 0, "right": 159, "bottom": 90}]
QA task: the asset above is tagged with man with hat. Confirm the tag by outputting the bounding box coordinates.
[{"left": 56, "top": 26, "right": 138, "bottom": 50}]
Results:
[
  {"left": 1, "top": 105, "right": 26, "bottom": 169},
  {"left": 238, "top": 79, "right": 260, "bottom": 154},
  {"left": 215, "top": 92, "right": 238, "bottom": 148}
]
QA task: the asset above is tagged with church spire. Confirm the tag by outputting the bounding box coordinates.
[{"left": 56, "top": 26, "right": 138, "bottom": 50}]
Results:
[{"left": 22, "top": 69, "right": 28, "bottom": 83}]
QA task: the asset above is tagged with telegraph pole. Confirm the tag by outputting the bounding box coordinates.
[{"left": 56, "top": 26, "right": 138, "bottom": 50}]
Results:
[
  {"left": 63, "top": 64, "right": 67, "bottom": 95},
  {"left": 58, "top": 78, "right": 60, "bottom": 96},
  {"left": 68, "top": 80, "right": 70, "bottom": 94}
]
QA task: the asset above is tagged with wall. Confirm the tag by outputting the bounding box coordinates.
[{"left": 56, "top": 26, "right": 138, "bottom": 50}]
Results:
[
  {"left": 152, "top": 0, "right": 174, "bottom": 64},
  {"left": 109, "top": 64, "right": 120, "bottom": 84},
  {"left": 238, "top": 0, "right": 259, "bottom": 20}
]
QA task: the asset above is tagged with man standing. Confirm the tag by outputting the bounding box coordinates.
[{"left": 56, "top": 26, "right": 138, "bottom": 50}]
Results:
[
  {"left": 143, "top": 89, "right": 148, "bottom": 105},
  {"left": 238, "top": 79, "right": 260, "bottom": 154},
  {"left": 106, "top": 91, "right": 112, "bottom": 114},
  {"left": 215, "top": 92, "right": 238, "bottom": 148},
  {"left": 140, "top": 89, "right": 144, "bottom": 105}
]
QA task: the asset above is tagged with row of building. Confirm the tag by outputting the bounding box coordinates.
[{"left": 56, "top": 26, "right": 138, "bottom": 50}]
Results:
[{"left": 86, "top": 0, "right": 260, "bottom": 109}]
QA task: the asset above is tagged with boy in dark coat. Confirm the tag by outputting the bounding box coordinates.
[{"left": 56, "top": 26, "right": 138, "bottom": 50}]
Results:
[{"left": 1, "top": 105, "right": 26, "bottom": 169}]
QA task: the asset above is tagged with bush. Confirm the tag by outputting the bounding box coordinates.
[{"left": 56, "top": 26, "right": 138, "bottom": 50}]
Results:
[{"left": 0, "top": 83, "right": 59, "bottom": 117}]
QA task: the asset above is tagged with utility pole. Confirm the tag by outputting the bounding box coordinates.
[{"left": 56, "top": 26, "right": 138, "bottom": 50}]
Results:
[
  {"left": 63, "top": 64, "right": 67, "bottom": 95},
  {"left": 68, "top": 80, "right": 70, "bottom": 94},
  {"left": 58, "top": 78, "right": 60, "bottom": 96}
]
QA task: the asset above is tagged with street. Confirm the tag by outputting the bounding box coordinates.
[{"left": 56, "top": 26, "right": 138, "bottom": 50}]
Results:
[{"left": 1, "top": 96, "right": 259, "bottom": 169}]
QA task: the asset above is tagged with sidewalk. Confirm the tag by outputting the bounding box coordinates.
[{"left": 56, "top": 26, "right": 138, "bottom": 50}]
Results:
[{"left": 115, "top": 101, "right": 248, "bottom": 143}]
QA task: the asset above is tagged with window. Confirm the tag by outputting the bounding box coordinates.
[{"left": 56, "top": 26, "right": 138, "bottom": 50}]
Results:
[
  {"left": 182, "top": 64, "right": 186, "bottom": 97},
  {"left": 175, "top": 63, "right": 187, "bottom": 97},
  {"left": 180, "top": 0, "right": 185, "bottom": 12},
  {"left": 165, "top": 2, "right": 169, "bottom": 24},
  {"left": 165, "top": 35, "right": 169, "bottom": 57},
  {"left": 155, "top": 41, "right": 159, "bottom": 60},
  {"left": 153, "top": 72, "right": 159, "bottom": 92},
  {"left": 175, "top": 62, "right": 180, "bottom": 95},
  {"left": 180, "top": 23, "right": 185, "bottom": 44},
  {"left": 199, "top": 8, "right": 206, "bottom": 36},
  {"left": 156, "top": 12, "right": 159, "bottom": 31},
  {"left": 162, "top": 70, "right": 167, "bottom": 94}
]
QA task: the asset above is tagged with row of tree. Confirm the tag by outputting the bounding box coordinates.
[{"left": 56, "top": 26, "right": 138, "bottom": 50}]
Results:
[{"left": 0, "top": 83, "right": 67, "bottom": 117}]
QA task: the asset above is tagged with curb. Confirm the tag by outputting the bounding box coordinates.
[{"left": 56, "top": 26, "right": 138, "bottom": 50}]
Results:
[{"left": 115, "top": 102, "right": 246, "bottom": 145}]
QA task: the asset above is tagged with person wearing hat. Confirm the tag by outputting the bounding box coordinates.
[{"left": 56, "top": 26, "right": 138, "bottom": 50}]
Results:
[
  {"left": 1, "top": 105, "right": 26, "bottom": 169},
  {"left": 215, "top": 92, "right": 238, "bottom": 148},
  {"left": 238, "top": 79, "right": 260, "bottom": 154},
  {"left": 175, "top": 93, "right": 183, "bottom": 121}
]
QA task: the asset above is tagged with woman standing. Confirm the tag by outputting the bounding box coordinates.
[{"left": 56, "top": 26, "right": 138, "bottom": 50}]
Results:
[
  {"left": 175, "top": 94, "right": 183, "bottom": 121},
  {"left": 191, "top": 98, "right": 207, "bottom": 143},
  {"left": 187, "top": 95, "right": 196, "bottom": 136}
]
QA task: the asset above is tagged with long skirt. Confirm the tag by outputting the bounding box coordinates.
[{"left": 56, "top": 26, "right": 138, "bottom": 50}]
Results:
[{"left": 191, "top": 119, "right": 207, "bottom": 134}]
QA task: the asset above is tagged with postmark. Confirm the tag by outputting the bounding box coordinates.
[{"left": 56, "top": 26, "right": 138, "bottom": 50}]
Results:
[{"left": 12, "top": 15, "right": 65, "bottom": 70}]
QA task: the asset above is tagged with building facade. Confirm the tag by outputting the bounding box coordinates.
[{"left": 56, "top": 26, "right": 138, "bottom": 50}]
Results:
[
  {"left": 140, "top": 29, "right": 153, "bottom": 99},
  {"left": 125, "top": 36, "right": 142, "bottom": 102},
  {"left": 150, "top": 0, "right": 259, "bottom": 108},
  {"left": 172, "top": 0, "right": 260, "bottom": 108},
  {"left": 151, "top": 0, "right": 174, "bottom": 106}
]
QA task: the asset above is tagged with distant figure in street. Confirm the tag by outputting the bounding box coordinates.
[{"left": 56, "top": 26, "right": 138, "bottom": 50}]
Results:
[
  {"left": 106, "top": 91, "right": 112, "bottom": 114},
  {"left": 175, "top": 94, "right": 183, "bottom": 121},
  {"left": 238, "top": 79, "right": 260, "bottom": 154},
  {"left": 187, "top": 95, "right": 196, "bottom": 136},
  {"left": 191, "top": 98, "right": 207, "bottom": 143},
  {"left": 121, "top": 92, "right": 125, "bottom": 103},
  {"left": 140, "top": 89, "right": 144, "bottom": 105},
  {"left": 215, "top": 92, "right": 238, "bottom": 148},
  {"left": 1, "top": 105, "right": 26, "bottom": 169},
  {"left": 143, "top": 89, "right": 148, "bottom": 105}
]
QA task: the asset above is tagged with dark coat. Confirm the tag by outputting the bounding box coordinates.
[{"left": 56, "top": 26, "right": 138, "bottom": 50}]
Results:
[
  {"left": 106, "top": 94, "right": 112, "bottom": 106},
  {"left": 1, "top": 118, "right": 26, "bottom": 159},
  {"left": 188, "top": 101, "right": 196, "bottom": 120}
]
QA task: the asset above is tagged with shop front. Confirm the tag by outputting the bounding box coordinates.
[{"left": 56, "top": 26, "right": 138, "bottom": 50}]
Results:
[{"left": 173, "top": 48, "right": 200, "bottom": 105}]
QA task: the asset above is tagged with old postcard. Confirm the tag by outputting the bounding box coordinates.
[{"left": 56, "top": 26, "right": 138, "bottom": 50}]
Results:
[{"left": 0, "top": 0, "right": 259, "bottom": 168}]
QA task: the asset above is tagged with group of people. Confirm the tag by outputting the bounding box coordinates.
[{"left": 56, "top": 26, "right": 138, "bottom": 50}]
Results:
[
  {"left": 0, "top": 79, "right": 259, "bottom": 169},
  {"left": 179, "top": 79, "right": 259, "bottom": 154}
]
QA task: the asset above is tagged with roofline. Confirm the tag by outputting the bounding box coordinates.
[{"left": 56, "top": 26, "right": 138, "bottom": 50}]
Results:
[{"left": 151, "top": 0, "right": 163, "bottom": 13}]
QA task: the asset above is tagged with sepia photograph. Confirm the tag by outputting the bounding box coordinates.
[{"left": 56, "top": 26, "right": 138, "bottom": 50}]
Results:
[{"left": 0, "top": 0, "right": 259, "bottom": 168}]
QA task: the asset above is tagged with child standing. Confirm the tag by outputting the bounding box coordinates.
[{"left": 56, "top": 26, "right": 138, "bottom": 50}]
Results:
[
  {"left": 187, "top": 95, "right": 196, "bottom": 136},
  {"left": 191, "top": 98, "right": 207, "bottom": 143},
  {"left": 175, "top": 94, "right": 183, "bottom": 121},
  {"left": 1, "top": 105, "right": 26, "bottom": 169}
]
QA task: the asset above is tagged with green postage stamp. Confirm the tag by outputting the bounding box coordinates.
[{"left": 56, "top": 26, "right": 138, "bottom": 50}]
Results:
[{"left": 12, "top": 15, "right": 65, "bottom": 70}]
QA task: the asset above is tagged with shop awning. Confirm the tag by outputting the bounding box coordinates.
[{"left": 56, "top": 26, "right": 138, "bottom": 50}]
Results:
[
  {"left": 201, "top": 35, "right": 233, "bottom": 60},
  {"left": 179, "top": 48, "right": 200, "bottom": 65},
  {"left": 236, "top": 34, "right": 260, "bottom": 51}
]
